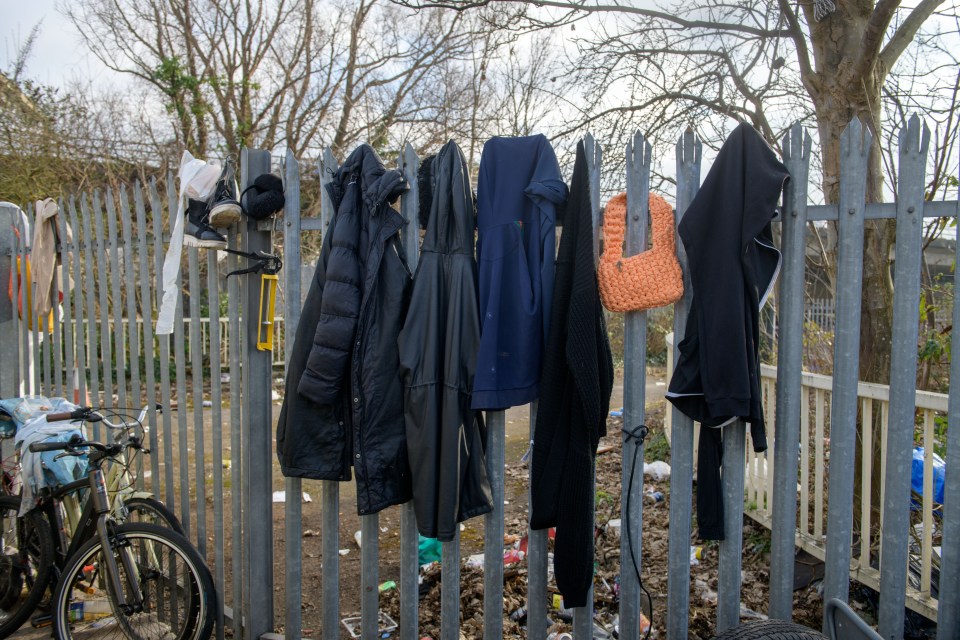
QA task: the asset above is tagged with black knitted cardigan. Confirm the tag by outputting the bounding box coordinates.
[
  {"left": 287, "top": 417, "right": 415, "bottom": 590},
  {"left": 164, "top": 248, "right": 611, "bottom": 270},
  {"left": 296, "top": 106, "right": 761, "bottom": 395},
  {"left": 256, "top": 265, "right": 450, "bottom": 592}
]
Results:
[{"left": 530, "top": 141, "right": 614, "bottom": 608}]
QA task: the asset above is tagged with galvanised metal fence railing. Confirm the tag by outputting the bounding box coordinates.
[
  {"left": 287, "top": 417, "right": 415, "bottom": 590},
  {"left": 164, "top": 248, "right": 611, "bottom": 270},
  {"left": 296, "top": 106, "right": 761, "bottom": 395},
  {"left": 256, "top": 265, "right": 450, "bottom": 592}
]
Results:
[
  {"left": 0, "top": 115, "right": 958, "bottom": 640},
  {"left": 666, "top": 342, "right": 950, "bottom": 622}
]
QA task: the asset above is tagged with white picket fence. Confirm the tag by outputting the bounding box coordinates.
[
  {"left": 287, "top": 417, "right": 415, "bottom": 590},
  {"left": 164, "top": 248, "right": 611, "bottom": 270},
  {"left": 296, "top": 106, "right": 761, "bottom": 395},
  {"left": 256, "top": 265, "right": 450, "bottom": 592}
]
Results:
[{"left": 665, "top": 335, "right": 948, "bottom": 621}]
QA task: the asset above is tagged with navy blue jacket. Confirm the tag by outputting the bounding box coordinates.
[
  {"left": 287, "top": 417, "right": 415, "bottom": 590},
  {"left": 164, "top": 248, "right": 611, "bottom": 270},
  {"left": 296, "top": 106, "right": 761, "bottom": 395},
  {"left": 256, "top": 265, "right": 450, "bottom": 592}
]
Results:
[{"left": 472, "top": 134, "right": 567, "bottom": 410}]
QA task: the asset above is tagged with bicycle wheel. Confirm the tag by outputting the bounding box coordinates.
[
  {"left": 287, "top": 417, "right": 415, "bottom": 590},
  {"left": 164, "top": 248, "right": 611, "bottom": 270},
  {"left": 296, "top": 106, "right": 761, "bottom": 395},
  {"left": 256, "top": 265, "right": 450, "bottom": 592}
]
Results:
[
  {"left": 53, "top": 522, "right": 215, "bottom": 640},
  {"left": 122, "top": 497, "right": 185, "bottom": 536},
  {"left": 0, "top": 495, "right": 55, "bottom": 637}
]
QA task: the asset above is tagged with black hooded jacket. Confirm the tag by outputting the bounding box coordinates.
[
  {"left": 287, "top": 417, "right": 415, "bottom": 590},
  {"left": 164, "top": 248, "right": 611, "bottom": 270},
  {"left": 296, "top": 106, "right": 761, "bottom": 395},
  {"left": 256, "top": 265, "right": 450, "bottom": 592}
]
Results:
[
  {"left": 397, "top": 140, "right": 493, "bottom": 542},
  {"left": 666, "top": 123, "right": 789, "bottom": 539},
  {"left": 277, "top": 144, "right": 414, "bottom": 516},
  {"left": 530, "top": 141, "right": 614, "bottom": 608}
]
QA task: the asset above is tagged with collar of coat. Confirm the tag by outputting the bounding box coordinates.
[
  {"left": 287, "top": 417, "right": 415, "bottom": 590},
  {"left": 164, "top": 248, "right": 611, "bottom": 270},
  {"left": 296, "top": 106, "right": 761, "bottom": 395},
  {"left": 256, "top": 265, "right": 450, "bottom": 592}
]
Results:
[{"left": 325, "top": 144, "right": 409, "bottom": 214}]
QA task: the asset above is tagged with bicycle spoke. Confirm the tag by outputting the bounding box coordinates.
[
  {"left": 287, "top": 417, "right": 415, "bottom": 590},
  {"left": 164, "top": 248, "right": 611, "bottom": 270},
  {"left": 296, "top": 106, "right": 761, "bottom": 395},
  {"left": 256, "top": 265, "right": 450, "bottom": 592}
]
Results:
[{"left": 54, "top": 525, "right": 212, "bottom": 640}]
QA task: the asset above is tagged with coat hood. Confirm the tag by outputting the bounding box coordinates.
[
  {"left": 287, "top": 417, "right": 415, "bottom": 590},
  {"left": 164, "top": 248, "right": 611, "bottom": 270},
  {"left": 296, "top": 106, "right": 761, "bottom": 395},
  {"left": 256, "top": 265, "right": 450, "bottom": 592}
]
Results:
[
  {"left": 325, "top": 144, "right": 409, "bottom": 213},
  {"left": 420, "top": 140, "right": 475, "bottom": 255}
]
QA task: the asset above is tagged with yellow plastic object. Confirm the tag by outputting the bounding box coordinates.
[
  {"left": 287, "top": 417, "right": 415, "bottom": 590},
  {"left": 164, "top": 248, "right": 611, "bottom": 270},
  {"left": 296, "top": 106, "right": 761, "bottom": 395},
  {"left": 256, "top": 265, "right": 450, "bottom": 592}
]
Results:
[{"left": 257, "top": 273, "right": 278, "bottom": 351}]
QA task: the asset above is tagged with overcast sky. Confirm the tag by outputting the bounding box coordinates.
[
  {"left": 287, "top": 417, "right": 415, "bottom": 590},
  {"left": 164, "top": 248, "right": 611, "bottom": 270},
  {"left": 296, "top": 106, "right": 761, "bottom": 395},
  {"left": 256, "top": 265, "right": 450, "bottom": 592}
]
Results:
[{"left": 3, "top": 0, "right": 123, "bottom": 86}]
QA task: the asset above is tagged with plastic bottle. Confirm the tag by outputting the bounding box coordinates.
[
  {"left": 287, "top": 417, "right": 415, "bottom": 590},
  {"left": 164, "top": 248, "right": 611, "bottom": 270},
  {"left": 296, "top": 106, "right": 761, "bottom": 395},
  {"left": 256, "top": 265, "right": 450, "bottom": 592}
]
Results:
[
  {"left": 644, "top": 491, "right": 664, "bottom": 504},
  {"left": 68, "top": 600, "right": 113, "bottom": 622}
]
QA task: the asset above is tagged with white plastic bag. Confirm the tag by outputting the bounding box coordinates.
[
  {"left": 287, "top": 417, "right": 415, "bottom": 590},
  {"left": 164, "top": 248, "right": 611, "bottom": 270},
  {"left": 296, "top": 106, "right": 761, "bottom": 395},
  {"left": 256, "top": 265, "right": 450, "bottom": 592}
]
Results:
[
  {"left": 156, "top": 151, "right": 222, "bottom": 334},
  {"left": 643, "top": 460, "right": 671, "bottom": 481}
]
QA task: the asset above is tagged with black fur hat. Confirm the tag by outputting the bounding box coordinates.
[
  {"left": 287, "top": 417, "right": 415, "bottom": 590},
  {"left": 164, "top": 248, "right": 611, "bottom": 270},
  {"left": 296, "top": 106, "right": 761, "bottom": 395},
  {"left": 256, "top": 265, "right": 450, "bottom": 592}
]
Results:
[{"left": 242, "top": 173, "right": 285, "bottom": 220}]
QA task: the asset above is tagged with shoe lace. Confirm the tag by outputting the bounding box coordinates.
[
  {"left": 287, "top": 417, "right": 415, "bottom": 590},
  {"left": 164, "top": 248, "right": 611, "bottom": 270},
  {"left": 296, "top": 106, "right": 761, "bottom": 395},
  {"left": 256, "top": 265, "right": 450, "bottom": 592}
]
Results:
[{"left": 215, "top": 163, "right": 237, "bottom": 200}]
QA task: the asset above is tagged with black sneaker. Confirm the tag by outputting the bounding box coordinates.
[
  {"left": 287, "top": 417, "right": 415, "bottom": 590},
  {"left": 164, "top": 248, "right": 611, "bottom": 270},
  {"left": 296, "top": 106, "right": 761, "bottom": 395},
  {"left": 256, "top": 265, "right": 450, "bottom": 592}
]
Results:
[
  {"left": 209, "top": 159, "right": 242, "bottom": 228},
  {"left": 184, "top": 197, "right": 227, "bottom": 249}
]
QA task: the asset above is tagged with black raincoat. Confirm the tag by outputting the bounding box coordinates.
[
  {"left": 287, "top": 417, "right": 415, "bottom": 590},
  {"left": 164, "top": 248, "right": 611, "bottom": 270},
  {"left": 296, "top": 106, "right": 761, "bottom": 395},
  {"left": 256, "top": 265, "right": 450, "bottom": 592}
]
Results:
[
  {"left": 397, "top": 141, "right": 493, "bottom": 541},
  {"left": 277, "top": 144, "right": 414, "bottom": 516}
]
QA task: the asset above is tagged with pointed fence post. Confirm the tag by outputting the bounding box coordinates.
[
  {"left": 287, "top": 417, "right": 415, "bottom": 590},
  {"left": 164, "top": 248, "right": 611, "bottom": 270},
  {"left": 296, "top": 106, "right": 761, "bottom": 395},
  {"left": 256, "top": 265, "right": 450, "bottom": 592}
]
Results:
[
  {"left": 822, "top": 117, "right": 871, "bottom": 618},
  {"left": 283, "top": 149, "right": 304, "bottom": 640},
  {"left": 569, "top": 132, "right": 602, "bottom": 639},
  {"left": 527, "top": 398, "right": 549, "bottom": 640},
  {"left": 319, "top": 147, "right": 343, "bottom": 640},
  {"left": 666, "top": 128, "right": 701, "bottom": 640},
  {"left": 769, "top": 122, "right": 812, "bottom": 620},
  {"left": 878, "top": 116, "right": 930, "bottom": 639},
  {"left": 619, "top": 130, "right": 651, "bottom": 640},
  {"left": 938, "top": 155, "right": 960, "bottom": 640},
  {"left": 57, "top": 197, "right": 74, "bottom": 406},
  {"left": 716, "top": 429, "right": 746, "bottom": 634},
  {"left": 0, "top": 203, "right": 19, "bottom": 397},
  {"left": 483, "top": 408, "right": 506, "bottom": 640},
  {"left": 398, "top": 142, "right": 422, "bottom": 640},
  {"left": 240, "top": 147, "right": 275, "bottom": 639}
]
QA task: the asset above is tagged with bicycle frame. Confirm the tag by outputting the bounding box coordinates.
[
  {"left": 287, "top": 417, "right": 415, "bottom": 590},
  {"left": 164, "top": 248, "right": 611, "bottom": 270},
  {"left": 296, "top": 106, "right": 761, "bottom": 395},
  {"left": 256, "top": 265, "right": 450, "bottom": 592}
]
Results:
[
  {"left": 32, "top": 404, "right": 157, "bottom": 539},
  {"left": 0, "top": 405, "right": 183, "bottom": 631},
  {"left": 39, "top": 452, "right": 144, "bottom": 612},
  {"left": 57, "top": 436, "right": 153, "bottom": 539}
]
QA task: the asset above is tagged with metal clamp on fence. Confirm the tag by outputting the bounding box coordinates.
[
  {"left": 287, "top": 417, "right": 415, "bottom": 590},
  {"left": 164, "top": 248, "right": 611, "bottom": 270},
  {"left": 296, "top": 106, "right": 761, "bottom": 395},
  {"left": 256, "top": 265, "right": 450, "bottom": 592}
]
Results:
[{"left": 224, "top": 248, "right": 282, "bottom": 352}]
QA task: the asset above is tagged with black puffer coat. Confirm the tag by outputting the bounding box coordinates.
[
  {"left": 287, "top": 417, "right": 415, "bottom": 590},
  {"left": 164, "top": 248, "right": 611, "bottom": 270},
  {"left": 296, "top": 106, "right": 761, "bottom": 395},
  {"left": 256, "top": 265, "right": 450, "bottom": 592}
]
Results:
[
  {"left": 397, "top": 140, "right": 493, "bottom": 542},
  {"left": 277, "top": 144, "right": 414, "bottom": 515}
]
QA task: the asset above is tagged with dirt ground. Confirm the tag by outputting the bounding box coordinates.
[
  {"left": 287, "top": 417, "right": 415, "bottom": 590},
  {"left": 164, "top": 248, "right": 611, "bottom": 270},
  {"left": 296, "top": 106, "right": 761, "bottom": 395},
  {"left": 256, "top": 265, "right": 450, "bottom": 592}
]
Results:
[
  {"left": 203, "top": 371, "right": 929, "bottom": 640},
  {"left": 263, "top": 370, "right": 835, "bottom": 640},
  {"left": 270, "top": 375, "right": 660, "bottom": 638},
  {"left": 9, "top": 368, "right": 935, "bottom": 639},
  {"left": 277, "top": 388, "right": 935, "bottom": 639}
]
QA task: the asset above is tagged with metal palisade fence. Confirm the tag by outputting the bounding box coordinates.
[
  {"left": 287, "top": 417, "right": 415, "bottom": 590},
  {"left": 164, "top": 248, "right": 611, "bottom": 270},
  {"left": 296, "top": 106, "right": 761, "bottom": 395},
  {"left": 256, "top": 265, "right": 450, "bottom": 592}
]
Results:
[{"left": 0, "top": 116, "right": 957, "bottom": 640}]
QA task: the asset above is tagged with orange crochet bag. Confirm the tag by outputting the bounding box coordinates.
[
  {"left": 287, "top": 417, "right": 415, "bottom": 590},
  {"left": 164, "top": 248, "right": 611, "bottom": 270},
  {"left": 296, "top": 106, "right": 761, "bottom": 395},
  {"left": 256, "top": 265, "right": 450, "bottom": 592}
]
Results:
[{"left": 598, "top": 192, "right": 683, "bottom": 312}]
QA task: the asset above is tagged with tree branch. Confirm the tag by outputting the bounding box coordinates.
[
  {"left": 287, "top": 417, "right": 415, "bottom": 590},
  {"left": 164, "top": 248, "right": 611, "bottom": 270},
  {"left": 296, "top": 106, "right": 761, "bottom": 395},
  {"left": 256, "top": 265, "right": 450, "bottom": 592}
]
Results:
[
  {"left": 392, "top": 0, "right": 791, "bottom": 37},
  {"left": 550, "top": 90, "right": 754, "bottom": 139},
  {"left": 776, "top": 0, "right": 818, "bottom": 97},
  {"left": 853, "top": 0, "right": 901, "bottom": 84},
  {"left": 878, "top": 0, "right": 947, "bottom": 77}
]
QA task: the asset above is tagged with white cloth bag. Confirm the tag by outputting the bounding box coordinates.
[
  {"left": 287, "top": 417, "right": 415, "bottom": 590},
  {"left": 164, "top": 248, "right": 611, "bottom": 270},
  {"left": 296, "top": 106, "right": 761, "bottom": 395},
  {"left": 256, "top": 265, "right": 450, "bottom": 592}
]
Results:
[{"left": 156, "top": 151, "right": 222, "bottom": 335}]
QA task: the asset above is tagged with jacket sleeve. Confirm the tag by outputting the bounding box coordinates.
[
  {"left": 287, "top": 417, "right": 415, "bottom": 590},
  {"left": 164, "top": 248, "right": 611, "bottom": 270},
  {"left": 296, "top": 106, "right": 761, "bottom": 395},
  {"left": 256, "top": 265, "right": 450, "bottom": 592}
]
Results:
[{"left": 298, "top": 201, "right": 362, "bottom": 405}]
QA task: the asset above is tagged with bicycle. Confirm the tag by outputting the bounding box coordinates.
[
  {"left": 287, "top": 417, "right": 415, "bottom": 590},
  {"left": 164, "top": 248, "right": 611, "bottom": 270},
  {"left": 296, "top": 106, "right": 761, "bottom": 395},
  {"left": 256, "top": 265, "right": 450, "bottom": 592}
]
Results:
[
  {"left": 0, "top": 421, "right": 215, "bottom": 639},
  {"left": 1, "top": 404, "right": 182, "bottom": 536},
  {"left": 54, "top": 406, "right": 184, "bottom": 536}
]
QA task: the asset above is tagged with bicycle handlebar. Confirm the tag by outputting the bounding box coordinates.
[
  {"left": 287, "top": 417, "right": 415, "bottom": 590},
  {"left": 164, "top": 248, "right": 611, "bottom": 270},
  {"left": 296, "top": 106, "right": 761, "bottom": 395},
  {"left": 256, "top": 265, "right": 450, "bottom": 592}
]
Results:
[
  {"left": 28, "top": 435, "right": 121, "bottom": 457},
  {"left": 44, "top": 408, "right": 99, "bottom": 423},
  {"left": 44, "top": 404, "right": 161, "bottom": 430},
  {"left": 28, "top": 439, "right": 78, "bottom": 453}
]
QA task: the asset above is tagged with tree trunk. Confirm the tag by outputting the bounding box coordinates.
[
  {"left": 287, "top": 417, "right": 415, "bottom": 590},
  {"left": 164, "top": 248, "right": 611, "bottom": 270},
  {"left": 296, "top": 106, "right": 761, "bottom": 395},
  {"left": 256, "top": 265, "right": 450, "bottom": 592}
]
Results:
[
  {"left": 808, "top": 4, "right": 894, "bottom": 386},
  {"left": 807, "top": 1, "right": 894, "bottom": 547}
]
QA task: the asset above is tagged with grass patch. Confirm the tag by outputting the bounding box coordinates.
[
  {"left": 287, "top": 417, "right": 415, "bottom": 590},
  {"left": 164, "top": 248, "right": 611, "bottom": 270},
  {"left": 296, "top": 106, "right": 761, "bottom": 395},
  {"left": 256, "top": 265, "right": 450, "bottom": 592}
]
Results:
[{"left": 644, "top": 429, "right": 670, "bottom": 463}]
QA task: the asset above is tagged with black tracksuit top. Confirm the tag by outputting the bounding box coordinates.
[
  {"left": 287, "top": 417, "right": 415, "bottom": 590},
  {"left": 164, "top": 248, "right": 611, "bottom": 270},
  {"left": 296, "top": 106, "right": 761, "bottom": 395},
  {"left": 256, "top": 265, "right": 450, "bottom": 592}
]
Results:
[{"left": 667, "top": 123, "right": 790, "bottom": 540}]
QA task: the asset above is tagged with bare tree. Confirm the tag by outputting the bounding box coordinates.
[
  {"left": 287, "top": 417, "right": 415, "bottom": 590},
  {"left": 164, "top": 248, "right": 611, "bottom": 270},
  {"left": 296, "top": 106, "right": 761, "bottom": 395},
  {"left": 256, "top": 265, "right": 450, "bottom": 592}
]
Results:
[
  {"left": 63, "top": 0, "right": 329, "bottom": 155},
  {"left": 395, "top": 0, "right": 960, "bottom": 386},
  {"left": 63, "top": 0, "right": 519, "bottom": 162}
]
